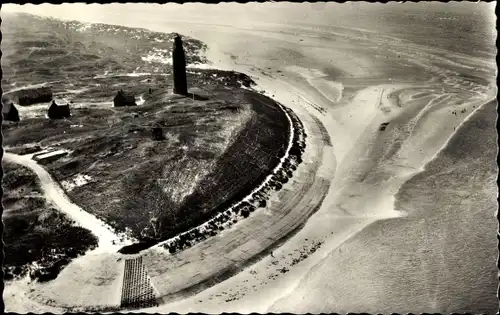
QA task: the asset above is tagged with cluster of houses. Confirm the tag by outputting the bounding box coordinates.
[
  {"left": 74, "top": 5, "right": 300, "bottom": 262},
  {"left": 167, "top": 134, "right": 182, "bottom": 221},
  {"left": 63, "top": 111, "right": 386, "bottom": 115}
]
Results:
[
  {"left": 1, "top": 88, "right": 72, "bottom": 122},
  {"left": 1, "top": 86, "right": 71, "bottom": 122},
  {"left": 3, "top": 34, "right": 191, "bottom": 141}
]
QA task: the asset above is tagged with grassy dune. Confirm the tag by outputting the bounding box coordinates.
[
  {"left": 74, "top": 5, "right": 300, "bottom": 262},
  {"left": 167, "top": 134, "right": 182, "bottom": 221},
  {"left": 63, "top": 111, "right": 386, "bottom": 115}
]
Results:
[
  {"left": 1, "top": 12, "right": 207, "bottom": 88},
  {"left": 2, "top": 13, "right": 292, "bottom": 243},
  {"left": 5, "top": 85, "right": 290, "bottom": 242}
]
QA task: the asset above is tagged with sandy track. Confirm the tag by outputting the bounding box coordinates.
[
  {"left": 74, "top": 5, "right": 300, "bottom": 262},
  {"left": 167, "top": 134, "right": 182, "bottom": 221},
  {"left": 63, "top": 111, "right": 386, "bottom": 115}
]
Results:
[{"left": 3, "top": 152, "right": 132, "bottom": 251}]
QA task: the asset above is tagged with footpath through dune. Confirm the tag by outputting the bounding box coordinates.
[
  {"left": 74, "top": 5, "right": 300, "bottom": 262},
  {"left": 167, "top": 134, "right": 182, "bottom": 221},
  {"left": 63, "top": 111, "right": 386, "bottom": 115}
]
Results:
[{"left": 3, "top": 152, "right": 132, "bottom": 251}]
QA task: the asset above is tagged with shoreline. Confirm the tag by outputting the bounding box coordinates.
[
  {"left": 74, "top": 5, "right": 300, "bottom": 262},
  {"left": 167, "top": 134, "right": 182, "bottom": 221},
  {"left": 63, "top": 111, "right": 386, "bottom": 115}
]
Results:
[
  {"left": 267, "top": 97, "right": 498, "bottom": 314},
  {"left": 190, "top": 55, "right": 495, "bottom": 312},
  {"left": 2, "top": 68, "right": 323, "bottom": 312}
]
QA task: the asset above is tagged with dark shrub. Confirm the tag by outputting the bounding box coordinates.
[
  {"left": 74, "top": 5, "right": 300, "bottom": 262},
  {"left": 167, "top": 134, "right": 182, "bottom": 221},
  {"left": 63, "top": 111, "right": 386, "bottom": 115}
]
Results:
[
  {"left": 4, "top": 272, "right": 14, "bottom": 281},
  {"left": 242, "top": 201, "right": 252, "bottom": 207},
  {"left": 241, "top": 209, "right": 250, "bottom": 218},
  {"left": 258, "top": 200, "right": 267, "bottom": 208},
  {"left": 37, "top": 268, "right": 59, "bottom": 282},
  {"left": 13, "top": 266, "right": 22, "bottom": 275}
]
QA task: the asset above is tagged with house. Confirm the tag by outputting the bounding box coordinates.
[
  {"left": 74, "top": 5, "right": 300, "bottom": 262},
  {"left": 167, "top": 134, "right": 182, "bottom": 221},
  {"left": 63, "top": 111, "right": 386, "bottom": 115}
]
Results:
[
  {"left": 114, "top": 90, "right": 137, "bottom": 107},
  {"left": 2, "top": 102, "right": 20, "bottom": 122},
  {"left": 14, "top": 86, "right": 53, "bottom": 106},
  {"left": 48, "top": 100, "right": 71, "bottom": 119}
]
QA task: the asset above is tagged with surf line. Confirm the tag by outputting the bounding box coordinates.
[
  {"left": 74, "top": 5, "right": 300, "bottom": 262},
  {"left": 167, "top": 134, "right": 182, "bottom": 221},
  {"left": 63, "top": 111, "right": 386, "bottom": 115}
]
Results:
[{"left": 415, "top": 95, "right": 495, "bottom": 176}]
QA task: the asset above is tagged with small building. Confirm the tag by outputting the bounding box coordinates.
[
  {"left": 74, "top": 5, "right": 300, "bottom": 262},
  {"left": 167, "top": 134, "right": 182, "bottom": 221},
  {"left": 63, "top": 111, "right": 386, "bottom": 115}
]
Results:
[
  {"left": 48, "top": 100, "right": 71, "bottom": 119},
  {"left": 13, "top": 86, "right": 53, "bottom": 106},
  {"left": 151, "top": 126, "right": 165, "bottom": 141},
  {"left": 114, "top": 90, "right": 137, "bottom": 107},
  {"left": 2, "top": 102, "right": 20, "bottom": 122},
  {"left": 33, "top": 149, "right": 68, "bottom": 164}
]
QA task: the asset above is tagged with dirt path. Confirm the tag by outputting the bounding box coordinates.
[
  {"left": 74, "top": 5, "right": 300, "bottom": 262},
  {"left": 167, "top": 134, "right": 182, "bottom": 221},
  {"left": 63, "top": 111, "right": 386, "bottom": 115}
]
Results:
[{"left": 3, "top": 152, "right": 132, "bottom": 251}]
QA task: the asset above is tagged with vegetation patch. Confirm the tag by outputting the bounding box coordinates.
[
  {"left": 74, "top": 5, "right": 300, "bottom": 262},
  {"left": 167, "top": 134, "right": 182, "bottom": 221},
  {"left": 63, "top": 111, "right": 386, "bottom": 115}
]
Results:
[{"left": 162, "top": 100, "right": 307, "bottom": 255}]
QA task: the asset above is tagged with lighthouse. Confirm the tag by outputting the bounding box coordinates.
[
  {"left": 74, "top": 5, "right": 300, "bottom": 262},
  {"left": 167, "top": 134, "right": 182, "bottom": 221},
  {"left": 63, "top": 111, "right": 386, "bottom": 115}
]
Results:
[{"left": 172, "top": 34, "right": 188, "bottom": 95}]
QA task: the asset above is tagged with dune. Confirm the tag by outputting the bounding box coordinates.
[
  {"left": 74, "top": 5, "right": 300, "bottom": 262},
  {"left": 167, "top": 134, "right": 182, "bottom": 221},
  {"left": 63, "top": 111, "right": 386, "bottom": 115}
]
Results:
[{"left": 3, "top": 152, "right": 133, "bottom": 250}]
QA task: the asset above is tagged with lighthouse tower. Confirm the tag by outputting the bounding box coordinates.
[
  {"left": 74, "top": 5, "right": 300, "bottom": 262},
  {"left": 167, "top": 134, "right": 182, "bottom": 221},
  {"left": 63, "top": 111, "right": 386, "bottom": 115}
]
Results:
[{"left": 172, "top": 34, "right": 188, "bottom": 95}]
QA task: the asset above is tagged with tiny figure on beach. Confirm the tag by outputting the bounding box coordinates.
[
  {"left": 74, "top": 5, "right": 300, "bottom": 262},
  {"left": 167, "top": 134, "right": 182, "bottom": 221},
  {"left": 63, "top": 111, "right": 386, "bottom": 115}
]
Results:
[{"left": 271, "top": 251, "right": 275, "bottom": 258}]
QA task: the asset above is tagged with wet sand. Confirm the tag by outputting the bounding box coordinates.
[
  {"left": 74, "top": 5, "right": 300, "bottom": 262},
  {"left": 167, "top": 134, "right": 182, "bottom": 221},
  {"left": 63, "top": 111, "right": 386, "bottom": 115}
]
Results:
[{"left": 270, "top": 99, "right": 498, "bottom": 314}]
